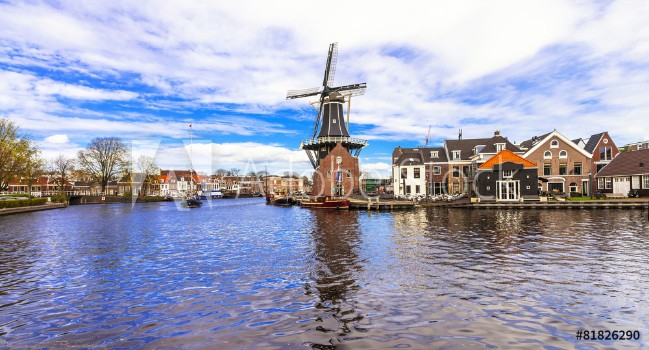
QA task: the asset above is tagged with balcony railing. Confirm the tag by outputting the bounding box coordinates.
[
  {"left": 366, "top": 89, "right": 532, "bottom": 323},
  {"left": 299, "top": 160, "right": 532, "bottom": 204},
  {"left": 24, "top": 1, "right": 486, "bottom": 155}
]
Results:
[{"left": 300, "top": 136, "right": 367, "bottom": 147}]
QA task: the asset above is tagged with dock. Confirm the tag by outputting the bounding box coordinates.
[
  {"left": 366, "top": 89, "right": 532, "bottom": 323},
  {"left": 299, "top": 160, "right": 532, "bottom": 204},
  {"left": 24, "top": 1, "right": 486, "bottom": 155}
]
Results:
[
  {"left": 349, "top": 197, "right": 415, "bottom": 210},
  {"left": 448, "top": 200, "right": 649, "bottom": 209}
]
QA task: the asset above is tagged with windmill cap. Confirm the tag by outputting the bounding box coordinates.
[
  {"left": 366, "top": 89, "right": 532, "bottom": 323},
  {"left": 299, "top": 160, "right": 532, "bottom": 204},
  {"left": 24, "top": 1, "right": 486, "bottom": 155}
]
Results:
[{"left": 328, "top": 91, "right": 344, "bottom": 102}]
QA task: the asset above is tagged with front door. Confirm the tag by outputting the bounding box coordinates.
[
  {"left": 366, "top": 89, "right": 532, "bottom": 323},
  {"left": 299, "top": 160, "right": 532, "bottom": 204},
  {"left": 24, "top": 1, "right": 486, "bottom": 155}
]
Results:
[
  {"left": 582, "top": 180, "right": 589, "bottom": 196},
  {"left": 613, "top": 177, "right": 630, "bottom": 194},
  {"left": 497, "top": 180, "right": 519, "bottom": 201}
]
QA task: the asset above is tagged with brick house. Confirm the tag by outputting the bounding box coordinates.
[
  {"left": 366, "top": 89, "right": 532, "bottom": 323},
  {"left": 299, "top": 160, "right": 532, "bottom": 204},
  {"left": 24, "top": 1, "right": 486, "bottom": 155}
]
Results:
[
  {"left": 521, "top": 130, "right": 592, "bottom": 195},
  {"left": 311, "top": 142, "right": 360, "bottom": 197}
]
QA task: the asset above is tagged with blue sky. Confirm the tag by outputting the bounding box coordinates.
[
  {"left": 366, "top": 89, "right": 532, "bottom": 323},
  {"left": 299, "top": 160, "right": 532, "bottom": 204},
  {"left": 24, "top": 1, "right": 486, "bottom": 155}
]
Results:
[{"left": 1, "top": 0, "right": 648, "bottom": 178}]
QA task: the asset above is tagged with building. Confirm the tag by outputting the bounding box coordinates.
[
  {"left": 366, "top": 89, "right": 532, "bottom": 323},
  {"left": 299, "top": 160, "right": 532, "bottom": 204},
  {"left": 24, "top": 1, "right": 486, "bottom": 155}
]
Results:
[
  {"left": 474, "top": 149, "right": 539, "bottom": 202},
  {"left": 392, "top": 147, "right": 426, "bottom": 196},
  {"left": 311, "top": 142, "right": 361, "bottom": 197},
  {"left": 595, "top": 149, "right": 649, "bottom": 197},
  {"left": 521, "top": 130, "right": 592, "bottom": 195},
  {"left": 620, "top": 140, "right": 649, "bottom": 152},
  {"left": 424, "top": 147, "right": 448, "bottom": 195}
]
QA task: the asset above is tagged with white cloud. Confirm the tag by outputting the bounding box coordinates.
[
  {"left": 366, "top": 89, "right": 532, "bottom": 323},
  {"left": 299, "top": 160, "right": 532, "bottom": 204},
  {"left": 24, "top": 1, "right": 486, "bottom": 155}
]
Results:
[{"left": 43, "top": 134, "right": 70, "bottom": 144}]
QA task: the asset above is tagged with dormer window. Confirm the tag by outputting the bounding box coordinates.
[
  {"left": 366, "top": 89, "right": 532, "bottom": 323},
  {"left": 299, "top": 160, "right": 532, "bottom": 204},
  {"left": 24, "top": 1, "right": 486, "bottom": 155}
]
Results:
[
  {"left": 503, "top": 170, "right": 513, "bottom": 178},
  {"left": 496, "top": 143, "right": 505, "bottom": 152},
  {"left": 551, "top": 140, "right": 559, "bottom": 148},
  {"left": 452, "top": 150, "right": 461, "bottom": 160},
  {"left": 430, "top": 151, "right": 438, "bottom": 158}
]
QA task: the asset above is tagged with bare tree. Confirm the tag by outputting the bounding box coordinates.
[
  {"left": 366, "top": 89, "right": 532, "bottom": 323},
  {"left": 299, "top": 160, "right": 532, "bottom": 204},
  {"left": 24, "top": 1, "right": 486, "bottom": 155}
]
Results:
[
  {"left": 51, "top": 155, "right": 75, "bottom": 195},
  {"left": 214, "top": 169, "right": 227, "bottom": 177},
  {"left": 23, "top": 153, "right": 45, "bottom": 196},
  {"left": 230, "top": 168, "right": 241, "bottom": 176},
  {"left": 77, "top": 137, "right": 129, "bottom": 194},
  {"left": 134, "top": 155, "right": 159, "bottom": 195}
]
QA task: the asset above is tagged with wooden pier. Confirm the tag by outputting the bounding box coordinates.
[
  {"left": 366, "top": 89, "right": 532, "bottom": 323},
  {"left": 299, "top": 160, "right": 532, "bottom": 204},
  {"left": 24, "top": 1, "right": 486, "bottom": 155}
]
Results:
[
  {"left": 348, "top": 197, "right": 415, "bottom": 211},
  {"left": 448, "top": 200, "right": 649, "bottom": 209}
]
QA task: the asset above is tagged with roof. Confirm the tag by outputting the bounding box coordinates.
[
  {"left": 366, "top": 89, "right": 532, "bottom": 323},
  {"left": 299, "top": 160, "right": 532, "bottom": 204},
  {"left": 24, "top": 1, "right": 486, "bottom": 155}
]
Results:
[
  {"left": 445, "top": 138, "right": 491, "bottom": 161},
  {"left": 479, "top": 149, "right": 537, "bottom": 169},
  {"left": 519, "top": 132, "right": 551, "bottom": 150},
  {"left": 394, "top": 151, "right": 424, "bottom": 166},
  {"left": 596, "top": 149, "right": 649, "bottom": 177},
  {"left": 522, "top": 130, "right": 592, "bottom": 159},
  {"left": 392, "top": 146, "right": 447, "bottom": 164},
  {"left": 479, "top": 135, "right": 521, "bottom": 154},
  {"left": 584, "top": 132, "right": 605, "bottom": 154},
  {"left": 422, "top": 147, "right": 447, "bottom": 163}
]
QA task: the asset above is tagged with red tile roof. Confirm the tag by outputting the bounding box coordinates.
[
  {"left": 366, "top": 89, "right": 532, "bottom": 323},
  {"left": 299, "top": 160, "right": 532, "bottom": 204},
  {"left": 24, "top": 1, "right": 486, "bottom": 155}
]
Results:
[{"left": 479, "top": 149, "right": 537, "bottom": 169}]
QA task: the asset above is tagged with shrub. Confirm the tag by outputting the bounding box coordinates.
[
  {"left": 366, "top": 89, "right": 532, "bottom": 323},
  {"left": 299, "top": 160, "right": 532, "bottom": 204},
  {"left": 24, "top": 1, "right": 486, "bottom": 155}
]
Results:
[
  {"left": 50, "top": 193, "right": 68, "bottom": 203},
  {"left": 0, "top": 198, "right": 48, "bottom": 209}
]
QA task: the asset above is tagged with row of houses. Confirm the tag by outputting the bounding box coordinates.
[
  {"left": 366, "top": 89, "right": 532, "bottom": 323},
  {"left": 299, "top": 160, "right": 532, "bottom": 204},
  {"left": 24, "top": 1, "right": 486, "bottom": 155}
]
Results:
[
  {"left": 5, "top": 170, "right": 305, "bottom": 197},
  {"left": 392, "top": 130, "right": 649, "bottom": 201}
]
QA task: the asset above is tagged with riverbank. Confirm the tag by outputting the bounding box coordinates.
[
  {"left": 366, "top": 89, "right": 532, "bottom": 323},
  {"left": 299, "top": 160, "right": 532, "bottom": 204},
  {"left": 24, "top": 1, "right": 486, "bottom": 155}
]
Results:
[{"left": 0, "top": 202, "right": 67, "bottom": 216}]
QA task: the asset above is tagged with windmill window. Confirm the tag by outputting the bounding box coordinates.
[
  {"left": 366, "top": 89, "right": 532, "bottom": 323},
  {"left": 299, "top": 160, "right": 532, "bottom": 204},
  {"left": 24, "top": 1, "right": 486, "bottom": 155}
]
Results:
[
  {"left": 333, "top": 119, "right": 336, "bottom": 123},
  {"left": 327, "top": 170, "right": 332, "bottom": 178},
  {"left": 346, "top": 170, "right": 352, "bottom": 178}
]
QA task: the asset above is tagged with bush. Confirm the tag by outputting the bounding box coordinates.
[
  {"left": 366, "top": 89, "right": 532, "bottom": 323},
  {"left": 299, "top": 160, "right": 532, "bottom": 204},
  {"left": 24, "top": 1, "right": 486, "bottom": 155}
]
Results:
[
  {"left": 0, "top": 198, "right": 48, "bottom": 209},
  {"left": 569, "top": 192, "right": 581, "bottom": 198},
  {"left": 50, "top": 193, "right": 68, "bottom": 203}
]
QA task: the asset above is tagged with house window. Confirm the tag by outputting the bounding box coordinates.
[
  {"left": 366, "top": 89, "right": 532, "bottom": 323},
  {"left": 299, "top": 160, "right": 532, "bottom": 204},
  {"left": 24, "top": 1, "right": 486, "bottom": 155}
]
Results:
[
  {"left": 644, "top": 175, "right": 649, "bottom": 188},
  {"left": 430, "top": 151, "right": 438, "bottom": 158},
  {"left": 433, "top": 166, "right": 441, "bottom": 175},
  {"left": 605, "top": 178, "right": 612, "bottom": 189},
  {"left": 559, "top": 163, "right": 567, "bottom": 175},
  {"left": 503, "top": 170, "right": 513, "bottom": 178},
  {"left": 551, "top": 140, "right": 559, "bottom": 148},
  {"left": 544, "top": 151, "right": 552, "bottom": 159},
  {"left": 452, "top": 150, "right": 461, "bottom": 160},
  {"left": 544, "top": 163, "right": 552, "bottom": 176},
  {"left": 415, "top": 185, "right": 420, "bottom": 194},
  {"left": 569, "top": 182, "right": 578, "bottom": 193},
  {"left": 600, "top": 146, "right": 612, "bottom": 161},
  {"left": 463, "top": 166, "right": 470, "bottom": 177},
  {"left": 598, "top": 178, "right": 605, "bottom": 189},
  {"left": 452, "top": 166, "right": 460, "bottom": 178},
  {"left": 406, "top": 185, "right": 411, "bottom": 194},
  {"left": 573, "top": 162, "right": 582, "bottom": 175},
  {"left": 559, "top": 150, "right": 567, "bottom": 158},
  {"left": 414, "top": 168, "right": 420, "bottom": 178},
  {"left": 400, "top": 168, "right": 408, "bottom": 179},
  {"left": 496, "top": 143, "right": 505, "bottom": 152}
]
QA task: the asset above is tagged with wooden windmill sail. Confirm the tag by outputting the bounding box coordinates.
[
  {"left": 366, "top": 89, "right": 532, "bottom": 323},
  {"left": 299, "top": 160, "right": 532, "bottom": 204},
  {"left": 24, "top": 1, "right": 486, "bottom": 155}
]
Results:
[{"left": 287, "top": 42, "right": 367, "bottom": 169}]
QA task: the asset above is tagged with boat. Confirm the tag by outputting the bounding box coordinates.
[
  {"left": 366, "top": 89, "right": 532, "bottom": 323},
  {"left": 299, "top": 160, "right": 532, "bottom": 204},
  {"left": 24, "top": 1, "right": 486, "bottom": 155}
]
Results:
[
  {"left": 300, "top": 196, "right": 350, "bottom": 209},
  {"left": 198, "top": 190, "right": 222, "bottom": 200},
  {"left": 182, "top": 195, "right": 203, "bottom": 208},
  {"left": 266, "top": 193, "right": 294, "bottom": 206}
]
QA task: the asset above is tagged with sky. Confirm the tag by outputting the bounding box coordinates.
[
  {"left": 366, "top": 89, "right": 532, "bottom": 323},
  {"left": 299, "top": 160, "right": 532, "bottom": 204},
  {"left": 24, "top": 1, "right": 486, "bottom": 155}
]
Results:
[{"left": 1, "top": 0, "right": 649, "bottom": 179}]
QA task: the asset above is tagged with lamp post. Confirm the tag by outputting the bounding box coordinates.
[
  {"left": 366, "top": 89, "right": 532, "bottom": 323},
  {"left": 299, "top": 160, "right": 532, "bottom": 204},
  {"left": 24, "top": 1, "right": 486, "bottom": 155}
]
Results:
[{"left": 589, "top": 171, "right": 593, "bottom": 199}]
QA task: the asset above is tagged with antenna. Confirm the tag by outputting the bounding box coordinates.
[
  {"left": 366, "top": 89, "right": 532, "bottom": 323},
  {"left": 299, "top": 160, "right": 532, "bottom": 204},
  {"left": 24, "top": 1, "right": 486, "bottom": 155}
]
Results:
[{"left": 459, "top": 129, "right": 463, "bottom": 140}]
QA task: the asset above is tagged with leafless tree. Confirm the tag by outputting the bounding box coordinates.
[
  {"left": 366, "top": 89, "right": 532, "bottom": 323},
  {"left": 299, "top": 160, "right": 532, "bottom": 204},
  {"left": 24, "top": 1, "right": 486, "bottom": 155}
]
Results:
[
  {"left": 51, "top": 154, "right": 75, "bottom": 195},
  {"left": 134, "top": 155, "right": 159, "bottom": 195},
  {"left": 77, "top": 137, "right": 129, "bottom": 194}
]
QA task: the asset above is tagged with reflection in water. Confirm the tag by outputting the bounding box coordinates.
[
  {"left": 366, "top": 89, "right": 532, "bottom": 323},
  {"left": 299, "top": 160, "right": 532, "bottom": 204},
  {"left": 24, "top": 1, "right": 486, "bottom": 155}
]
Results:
[
  {"left": 306, "top": 210, "right": 364, "bottom": 349},
  {"left": 1, "top": 203, "right": 648, "bottom": 349}
]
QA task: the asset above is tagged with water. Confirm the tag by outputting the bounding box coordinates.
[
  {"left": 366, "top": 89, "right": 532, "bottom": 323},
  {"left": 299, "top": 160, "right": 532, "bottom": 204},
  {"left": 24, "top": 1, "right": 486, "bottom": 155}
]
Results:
[{"left": 1, "top": 199, "right": 648, "bottom": 349}]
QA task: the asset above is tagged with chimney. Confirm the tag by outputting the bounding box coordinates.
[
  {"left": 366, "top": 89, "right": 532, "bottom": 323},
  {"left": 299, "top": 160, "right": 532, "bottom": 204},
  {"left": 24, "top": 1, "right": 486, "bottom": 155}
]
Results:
[
  {"left": 459, "top": 129, "right": 463, "bottom": 140},
  {"left": 494, "top": 130, "right": 500, "bottom": 136}
]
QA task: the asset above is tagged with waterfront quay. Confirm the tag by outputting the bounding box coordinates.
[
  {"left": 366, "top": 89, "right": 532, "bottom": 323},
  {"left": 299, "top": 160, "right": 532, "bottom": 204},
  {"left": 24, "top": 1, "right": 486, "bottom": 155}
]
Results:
[{"left": 1, "top": 198, "right": 648, "bottom": 349}]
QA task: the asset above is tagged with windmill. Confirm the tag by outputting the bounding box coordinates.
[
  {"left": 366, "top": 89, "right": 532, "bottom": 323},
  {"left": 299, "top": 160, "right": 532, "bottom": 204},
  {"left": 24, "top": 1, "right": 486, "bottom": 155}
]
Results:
[{"left": 287, "top": 42, "right": 367, "bottom": 169}]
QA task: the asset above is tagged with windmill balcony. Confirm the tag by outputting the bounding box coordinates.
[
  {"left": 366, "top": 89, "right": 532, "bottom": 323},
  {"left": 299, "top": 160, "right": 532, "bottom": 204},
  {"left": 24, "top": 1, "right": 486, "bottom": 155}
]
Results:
[{"left": 300, "top": 136, "right": 367, "bottom": 148}]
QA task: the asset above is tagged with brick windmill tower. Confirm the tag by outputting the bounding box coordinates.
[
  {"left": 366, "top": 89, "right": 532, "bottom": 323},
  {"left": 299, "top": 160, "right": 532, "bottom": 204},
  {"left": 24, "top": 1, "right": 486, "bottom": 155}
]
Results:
[{"left": 287, "top": 42, "right": 367, "bottom": 198}]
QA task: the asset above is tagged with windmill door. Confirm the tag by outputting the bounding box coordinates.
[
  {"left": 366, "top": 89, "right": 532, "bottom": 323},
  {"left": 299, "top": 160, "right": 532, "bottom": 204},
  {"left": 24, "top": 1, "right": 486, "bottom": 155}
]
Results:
[{"left": 613, "top": 177, "right": 630, "bottom": 194}]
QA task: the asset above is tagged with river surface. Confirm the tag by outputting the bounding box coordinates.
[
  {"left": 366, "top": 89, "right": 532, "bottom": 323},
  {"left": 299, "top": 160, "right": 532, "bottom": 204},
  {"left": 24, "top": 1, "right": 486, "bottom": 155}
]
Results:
[{"left": 1, "top": 198, "right": 648, "bottom": 349}]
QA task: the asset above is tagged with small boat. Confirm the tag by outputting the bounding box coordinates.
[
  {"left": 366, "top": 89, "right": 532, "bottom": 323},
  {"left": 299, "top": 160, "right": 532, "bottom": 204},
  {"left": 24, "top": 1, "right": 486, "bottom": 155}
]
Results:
[
  {"left": 182, "top": 195, "right": 203, "bottom": 208},
  {"left": 300, "top": 196, "right": 350, "bottom": 209},
  {"left": 266, "top": 193, "right": 294, "bottom": 206}
]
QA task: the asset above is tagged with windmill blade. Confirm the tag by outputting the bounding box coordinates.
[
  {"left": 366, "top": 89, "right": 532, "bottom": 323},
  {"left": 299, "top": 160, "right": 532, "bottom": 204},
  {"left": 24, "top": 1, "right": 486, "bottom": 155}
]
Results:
[
  {"left": 313, "top": 94, "right": 325, "bottom": 138},
  {"left": 327, "top": 43, "right": 338, "bottom": 87},
  {"left": 333, "top": 82, "right": 367, "bottom": 96},
  {"left": 322, "top": 42, "right": 338, "bottom": 88},
  {"left": 286, "top": 87, "right": 321, "bottom": 100}
]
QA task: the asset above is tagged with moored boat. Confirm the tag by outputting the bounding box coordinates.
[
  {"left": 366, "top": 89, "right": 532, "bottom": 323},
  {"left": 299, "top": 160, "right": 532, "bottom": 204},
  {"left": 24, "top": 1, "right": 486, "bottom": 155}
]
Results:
[
  {"left": 266, "top": 193, "right": 294, "bottom": 206},
  {"left": 182, "top": 195, "right": 203, "bottom": 208},
  {"left": 300, "top": 196, "right": 349, "bottom": 209}
]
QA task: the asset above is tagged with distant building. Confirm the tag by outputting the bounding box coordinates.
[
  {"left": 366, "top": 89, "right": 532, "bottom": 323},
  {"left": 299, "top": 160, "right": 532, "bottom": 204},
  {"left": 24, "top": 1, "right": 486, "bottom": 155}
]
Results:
[
  {"left": 620, "top": 140, "right": 649, "bottom": 152},
  {"left": 474, "top": 149, "right": 539, "bottom": 202}
]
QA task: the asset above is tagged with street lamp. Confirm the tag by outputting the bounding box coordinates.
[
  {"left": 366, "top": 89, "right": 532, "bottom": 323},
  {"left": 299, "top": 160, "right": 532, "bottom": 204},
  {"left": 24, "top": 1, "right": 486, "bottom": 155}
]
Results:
[{"left": 589, "top": 171, "right": 593, "bottom": 199}]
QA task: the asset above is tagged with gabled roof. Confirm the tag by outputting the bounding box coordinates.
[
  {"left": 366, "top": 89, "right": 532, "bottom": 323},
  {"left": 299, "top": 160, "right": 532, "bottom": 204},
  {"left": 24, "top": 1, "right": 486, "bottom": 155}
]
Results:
[
  {"left": 479, "top": 135, "right": 521, "bottom": 154},
  {"left": 422, "top": 147, "right": 447, "bottom": 163},
  {"left": 522, "top": 130, "right": 592, "bottom": 159},
  {"left": 584, "top": 132, "right": 605, "bottom": 154},
  {"left": 479, "top": 149, "right": 537, "bottom": 169},
  {"left": 445, "top": 138, "right": 491, "bottom": 161},
  {"left": 596, "top": 149, "right": 649, "bottom": 177}
]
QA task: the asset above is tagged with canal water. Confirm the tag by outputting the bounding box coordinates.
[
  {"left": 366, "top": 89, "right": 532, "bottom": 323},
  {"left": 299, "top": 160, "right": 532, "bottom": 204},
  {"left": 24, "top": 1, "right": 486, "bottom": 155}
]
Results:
[{"left": 1, "top": 199, "right": 648, "bottom": 349}]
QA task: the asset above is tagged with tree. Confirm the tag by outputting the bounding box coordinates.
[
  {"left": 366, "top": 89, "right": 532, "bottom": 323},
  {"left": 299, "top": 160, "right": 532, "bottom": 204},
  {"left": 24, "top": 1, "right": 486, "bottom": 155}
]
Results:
[
  {"left": 51, "top": 155, "right": 75, "bottom": 195},
  {"left": 23, "top": 153, "right": 45, "bottom": 195},
  {"left": 230, "top": 168, "right": 241, "bottom": 176},
  {"left": 214, "top": 169, "right": 228, "bottom": 177},
  {"left": 134, "top": 155, "right": 158, "bottom": 195},
  {"left": 77, "top": 137, "right": 129, "bottom": 194},
  {"left": 0, "top": 118, "right": 39, "bottom": 191}
]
